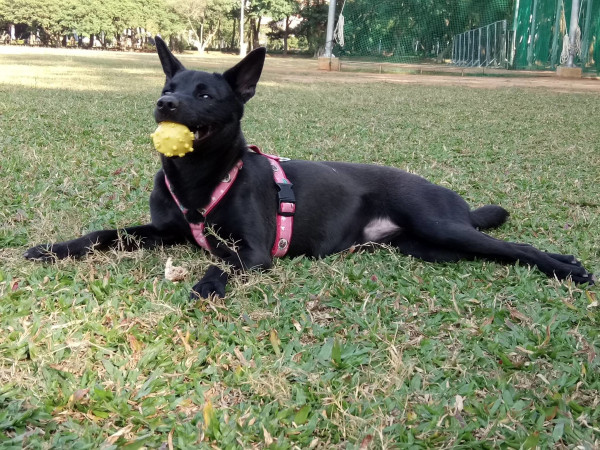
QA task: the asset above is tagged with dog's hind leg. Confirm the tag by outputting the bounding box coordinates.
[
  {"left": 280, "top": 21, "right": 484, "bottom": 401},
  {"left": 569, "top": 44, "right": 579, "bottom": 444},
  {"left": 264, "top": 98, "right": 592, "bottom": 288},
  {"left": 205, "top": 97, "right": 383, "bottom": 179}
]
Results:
[
  {"left": 24, "top": 224, "right": 186, "bottom": 261},
  {"left": 416, "top": 221, "right": 594, "bottom": 284},
  {"left": 390, "top": 232, "right": 471, "bottom": 262}
]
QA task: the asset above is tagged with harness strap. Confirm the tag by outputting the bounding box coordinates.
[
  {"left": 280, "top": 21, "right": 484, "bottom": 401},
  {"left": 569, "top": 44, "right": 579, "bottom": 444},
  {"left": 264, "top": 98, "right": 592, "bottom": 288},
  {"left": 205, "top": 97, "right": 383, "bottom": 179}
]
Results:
[
  {"left": 164, "top": 146, "right": 295, "bottom": 258},
  {"left": 248, "top": 145, "right": 295, "bottom": 257},
  {"left": 164, "top": 160, "right": 243, "bottom": 253}
]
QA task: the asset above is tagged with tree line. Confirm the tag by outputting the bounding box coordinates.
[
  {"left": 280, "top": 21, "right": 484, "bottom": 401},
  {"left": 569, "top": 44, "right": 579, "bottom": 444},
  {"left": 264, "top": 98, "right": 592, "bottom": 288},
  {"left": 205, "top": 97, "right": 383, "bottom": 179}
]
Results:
[
  {"left": 0, "top": 0, "right": 515, "bottom": 58},
  {"left": 0, "top": 0, "right": 331, "bottom": 54}
]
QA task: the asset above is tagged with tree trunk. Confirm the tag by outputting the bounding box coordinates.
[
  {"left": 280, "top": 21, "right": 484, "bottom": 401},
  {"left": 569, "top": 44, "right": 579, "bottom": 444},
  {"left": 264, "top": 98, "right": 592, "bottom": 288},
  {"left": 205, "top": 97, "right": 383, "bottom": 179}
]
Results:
[
  {"left": 200, "top": 22, "right": 204, "bottom": 53},
  {"left": 283, "top": 16, "right": 290, "bottom": 55},
  {"left": 231, "top": 18, "right": 237, "bottom": 49},
  {"left": 249, "top": 17, "right": 255, "bottom": 50},
  {"left": 251, "top": 16, "right": 261, "bottom": 49}
]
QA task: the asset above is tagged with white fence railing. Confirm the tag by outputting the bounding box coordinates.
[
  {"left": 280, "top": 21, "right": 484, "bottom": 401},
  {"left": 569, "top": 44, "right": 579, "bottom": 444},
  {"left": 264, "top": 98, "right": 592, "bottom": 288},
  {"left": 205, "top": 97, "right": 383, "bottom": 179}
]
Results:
[{"left": 452, "top": 20, "right": 510, "bottom": 68}]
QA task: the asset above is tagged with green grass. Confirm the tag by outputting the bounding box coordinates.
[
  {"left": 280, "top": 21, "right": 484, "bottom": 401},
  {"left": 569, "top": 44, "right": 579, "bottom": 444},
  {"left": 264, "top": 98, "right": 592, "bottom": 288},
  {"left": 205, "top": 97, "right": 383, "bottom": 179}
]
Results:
[{"left": 1, "top": 48, "right": 599, "bottom": 449}]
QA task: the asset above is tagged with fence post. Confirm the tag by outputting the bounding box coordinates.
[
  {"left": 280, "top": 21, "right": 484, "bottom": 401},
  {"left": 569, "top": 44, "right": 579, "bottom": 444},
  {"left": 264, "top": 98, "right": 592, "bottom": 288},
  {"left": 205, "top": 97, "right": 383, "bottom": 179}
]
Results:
[
  {"left": 580, "top": 0, "right": 593, "bottom": 66},
  {"left": 486, "top": 24, "right": 490, "bottom": 66},
  {"left": 324, "top": 0, "right": 336, "bottom": 57},
  {"left": 478, "top": 28, "right": 481, "bottom": 66},
  {"left": 527, "top": 0, "right": 539, "bottom": 67},
  {"left": 566, "top": 0, "right": 580, "bottom": 67},
  {"left": 550, "top": 0, "right": 563, "bottom": 68},
  {"left": 470, "top": 30, "right": 474, "bottom": 66},
  {"left": 452, "top": 36, "right": 456, "bottom": 63}
]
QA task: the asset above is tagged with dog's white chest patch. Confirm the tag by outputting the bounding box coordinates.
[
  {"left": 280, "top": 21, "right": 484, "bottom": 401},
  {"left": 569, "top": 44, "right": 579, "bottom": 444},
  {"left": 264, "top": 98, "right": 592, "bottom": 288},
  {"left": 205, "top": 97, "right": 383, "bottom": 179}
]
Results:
[{"left": 363, "top": 217, "right": 402, "bottom": 242}]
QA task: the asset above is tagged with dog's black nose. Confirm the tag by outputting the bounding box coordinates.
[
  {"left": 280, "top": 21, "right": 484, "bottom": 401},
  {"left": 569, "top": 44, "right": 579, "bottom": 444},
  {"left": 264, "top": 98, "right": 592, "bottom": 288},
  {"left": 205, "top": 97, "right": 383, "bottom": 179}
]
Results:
[{"left": 156, "top": 95, "right": 179, "bottom": 111}]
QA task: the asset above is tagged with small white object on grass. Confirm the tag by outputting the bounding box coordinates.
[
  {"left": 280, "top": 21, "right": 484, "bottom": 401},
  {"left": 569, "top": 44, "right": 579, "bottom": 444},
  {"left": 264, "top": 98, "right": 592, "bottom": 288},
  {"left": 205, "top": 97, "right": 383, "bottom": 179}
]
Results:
[{"left": 165, "top": 257, "right": 188, "bottom": 282}]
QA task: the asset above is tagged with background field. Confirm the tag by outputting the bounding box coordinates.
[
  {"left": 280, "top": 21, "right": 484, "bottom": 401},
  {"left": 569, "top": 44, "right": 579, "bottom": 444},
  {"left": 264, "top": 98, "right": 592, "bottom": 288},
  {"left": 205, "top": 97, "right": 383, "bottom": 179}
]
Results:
[{"left": 1, "top": 47, "right": 599, "bottom": 448}]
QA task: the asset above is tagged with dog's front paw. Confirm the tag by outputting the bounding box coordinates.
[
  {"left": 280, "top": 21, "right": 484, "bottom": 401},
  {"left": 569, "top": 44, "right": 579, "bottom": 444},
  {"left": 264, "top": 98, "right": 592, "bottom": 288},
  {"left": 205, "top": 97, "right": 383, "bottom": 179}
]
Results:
[
  {"left": 24, "top": 240, "right": 89, "bottom": 261},
  {"left": 190, "top": 265, "right": 229, "bottom": 299},
  {"left": 190, "top": 279, "right": 226, "bottom": 299},
  {"left": 24, "top": 244, "right": 66, "bottom": 261}
]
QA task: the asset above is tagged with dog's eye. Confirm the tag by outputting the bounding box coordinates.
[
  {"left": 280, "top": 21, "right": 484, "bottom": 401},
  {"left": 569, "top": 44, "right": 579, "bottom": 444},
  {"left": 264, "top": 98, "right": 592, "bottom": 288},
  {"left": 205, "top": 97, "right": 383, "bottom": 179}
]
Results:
[{"left": 198, "top": 93, "right": 211, "bottom": 100}]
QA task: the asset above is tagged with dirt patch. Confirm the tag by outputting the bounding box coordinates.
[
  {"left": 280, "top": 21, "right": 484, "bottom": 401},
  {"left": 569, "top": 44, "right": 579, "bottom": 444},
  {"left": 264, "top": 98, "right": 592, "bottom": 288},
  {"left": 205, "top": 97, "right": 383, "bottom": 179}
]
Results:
[{"left": 262, "top": 58, "right": 600, "bottom": 94}]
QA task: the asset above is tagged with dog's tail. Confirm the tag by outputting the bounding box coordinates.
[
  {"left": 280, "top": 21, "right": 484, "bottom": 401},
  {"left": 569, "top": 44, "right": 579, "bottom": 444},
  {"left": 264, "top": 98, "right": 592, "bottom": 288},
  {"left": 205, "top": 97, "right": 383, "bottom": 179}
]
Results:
[{"left": 470, "top": 205, "right": 509, "bottom": 230}]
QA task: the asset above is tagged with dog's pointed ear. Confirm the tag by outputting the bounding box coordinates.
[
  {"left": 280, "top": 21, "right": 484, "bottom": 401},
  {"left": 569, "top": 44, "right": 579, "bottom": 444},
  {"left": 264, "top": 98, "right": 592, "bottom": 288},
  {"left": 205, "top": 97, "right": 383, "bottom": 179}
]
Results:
[
  {"left": 223, "top": 47, "right": 266, "bottom": 103},
  {"left": 155, "top": 36, "right": 185, "bottom": 79}
]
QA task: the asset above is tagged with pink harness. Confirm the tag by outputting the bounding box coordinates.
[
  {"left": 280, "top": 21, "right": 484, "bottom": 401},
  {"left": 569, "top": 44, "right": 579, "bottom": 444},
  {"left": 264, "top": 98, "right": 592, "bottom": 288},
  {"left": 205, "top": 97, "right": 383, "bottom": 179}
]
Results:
[{"left": 164, "top": 145, "right": 295, "bottom": 258}]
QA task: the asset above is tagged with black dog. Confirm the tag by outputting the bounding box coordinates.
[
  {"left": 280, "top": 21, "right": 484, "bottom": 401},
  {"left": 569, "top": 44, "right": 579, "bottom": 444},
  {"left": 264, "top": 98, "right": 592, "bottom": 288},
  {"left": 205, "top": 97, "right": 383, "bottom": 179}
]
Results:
[{"left": 25, "top": 37, "right": 595, "bottom": 298}]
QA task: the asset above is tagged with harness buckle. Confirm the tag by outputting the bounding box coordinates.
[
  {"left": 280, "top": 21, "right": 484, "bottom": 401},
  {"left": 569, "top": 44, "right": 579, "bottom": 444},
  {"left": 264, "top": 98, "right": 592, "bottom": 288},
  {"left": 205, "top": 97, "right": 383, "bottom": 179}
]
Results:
[{"left": 276, "top": 182, "right": 296, "bottom": 216}]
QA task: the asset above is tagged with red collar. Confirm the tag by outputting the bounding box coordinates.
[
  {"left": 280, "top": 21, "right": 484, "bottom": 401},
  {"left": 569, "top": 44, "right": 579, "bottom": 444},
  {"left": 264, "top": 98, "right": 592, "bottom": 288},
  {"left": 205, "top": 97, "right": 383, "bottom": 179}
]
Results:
[{"left": 164, "top": 146, "right": 295, "bottom": 258}]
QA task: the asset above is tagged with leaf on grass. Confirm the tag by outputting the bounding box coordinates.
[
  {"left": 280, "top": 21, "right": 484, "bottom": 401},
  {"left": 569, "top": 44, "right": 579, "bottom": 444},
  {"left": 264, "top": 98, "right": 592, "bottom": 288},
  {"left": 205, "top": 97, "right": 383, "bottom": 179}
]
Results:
[
  {"left": 568, "top": 400, "right": 584, "bottom": 414},
  {"left": 292, "top": 319, "right": 302, "bottom": 332},
  {"left": 294, "top": 405, "right": 310, "bottom": 425},
  {"left": 359, "top": 434, "right": 373, "bottom": 449},
  {"left": 331, "top": 339, "right": 342, "bottom": 367},
  {"left": 203, "top": 399, "right": 219, "bottom": 436},
  {"left": 552, "top": 422, "right": 564, "bottom": 442},
  {"left": 545, "top": 405, "right": 558, "bottom": 421},
  {"left": 68, "top": 388, "right": 90, "bottom": 406},
  {"left": 502, "top": 389, "right": 513, "bottom": 408},
  {"left": 455, "top": 394, "right": 464, "bottom": 412},
  {"left": 175, "top": 329, "right": 192, "bottom": 353},
  {"left": 540, "top": 324, "right": 551, "bottom": 347},
  {"left": 504, "top": 319, "right": 518, "bottom": 331},
  {"left": 121, "top": 436, "right": 153, "bottom": 450},
  {"left": 575, "top": 337, "right": 597, "bottom": 364},
  {"left": 234, "top": 347, "right": 249, "bottom": 367},
  {"left": 91, "top": 409, "right": 110, "bottom": 419},
  {"left": 562, "top": 299, "right": 577, "bottom": 310},
  {"left": 585, "top": 290, "right": 598, "bottom": 308},
  {"left": 168, "top": 428, "right": 174, "bottom": 450},
  {"left": 454, "top": 412, "right": 466, "bottom": 428},
  {"left": 263, "top": 426, "right": 273, "bottom": 446},
  {"left": 508, "top": 307, "right": 530, "bottom": 323},
  {"left": 103, "top": 424, "right": 133, "bottom": 445},
  {"left": 480, "top": 316, "right": 494, "bottom": 328},
  {"left": 410, "top": 373, "right": 422, "bottom": 391},
  {"left": 270, "top": 329, "right": 281, "bottom": 356},
  {"left": 522, "top": 431, "right": 539, "bottom": 449},
  {"left": 127, "top": 334, "right": 143, "bottom": 353}
]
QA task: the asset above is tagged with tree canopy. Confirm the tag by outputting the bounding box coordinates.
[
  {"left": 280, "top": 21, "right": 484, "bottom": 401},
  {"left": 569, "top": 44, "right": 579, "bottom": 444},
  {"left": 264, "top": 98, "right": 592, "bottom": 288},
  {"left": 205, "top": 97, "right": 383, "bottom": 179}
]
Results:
[{"left": 1, "top": 0, "right": 514, "bottom": 56}]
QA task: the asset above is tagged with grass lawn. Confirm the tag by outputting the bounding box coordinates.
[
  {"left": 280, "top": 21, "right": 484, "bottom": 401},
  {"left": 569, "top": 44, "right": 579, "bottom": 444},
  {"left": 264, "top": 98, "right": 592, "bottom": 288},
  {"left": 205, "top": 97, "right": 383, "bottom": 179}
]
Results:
[{"left": 0, "top": 47, "right": 599, "bottom": 448}]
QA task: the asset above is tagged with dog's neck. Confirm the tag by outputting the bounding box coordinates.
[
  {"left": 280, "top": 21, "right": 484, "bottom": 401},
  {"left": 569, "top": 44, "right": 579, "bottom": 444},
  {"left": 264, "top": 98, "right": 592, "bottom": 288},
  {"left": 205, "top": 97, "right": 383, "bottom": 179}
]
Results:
[{"left": 161, "top": 132, "right": 247, "bottom": 210}]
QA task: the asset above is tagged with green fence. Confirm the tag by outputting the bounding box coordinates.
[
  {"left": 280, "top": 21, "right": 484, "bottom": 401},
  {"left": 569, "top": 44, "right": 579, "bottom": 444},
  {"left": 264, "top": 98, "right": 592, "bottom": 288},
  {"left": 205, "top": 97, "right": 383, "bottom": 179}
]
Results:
[
  {"left": 512, "top": 0, "right": 599, "bottom": 73},
  {"left": 333, "top": 0, "right": 513, "bottom": 63},
  {"left": 334, "top": 0, "right": 599, "bottom": 74}
]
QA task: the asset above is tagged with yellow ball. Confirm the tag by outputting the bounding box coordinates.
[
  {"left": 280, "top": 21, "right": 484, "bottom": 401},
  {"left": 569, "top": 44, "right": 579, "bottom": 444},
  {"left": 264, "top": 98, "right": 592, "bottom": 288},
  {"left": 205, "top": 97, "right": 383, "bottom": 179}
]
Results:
[{"left": 151, "top": 122, "right": 195, "bottom": 157}]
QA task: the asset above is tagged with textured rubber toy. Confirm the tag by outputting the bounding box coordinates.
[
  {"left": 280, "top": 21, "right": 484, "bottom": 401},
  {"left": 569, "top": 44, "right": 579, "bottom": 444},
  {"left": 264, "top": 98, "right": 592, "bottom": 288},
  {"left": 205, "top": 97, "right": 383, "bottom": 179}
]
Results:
[{"left": 151, "top": 122, "right": 195, "bottom": 157}]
